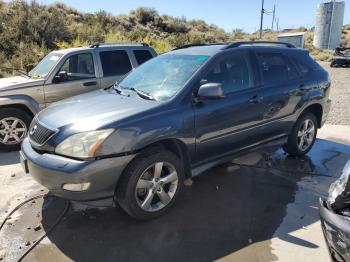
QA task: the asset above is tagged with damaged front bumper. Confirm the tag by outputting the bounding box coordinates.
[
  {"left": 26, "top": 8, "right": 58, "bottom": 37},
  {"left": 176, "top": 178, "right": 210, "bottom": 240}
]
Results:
[{"left": 320, "top": 198, "right": 350, "bottom": 262}]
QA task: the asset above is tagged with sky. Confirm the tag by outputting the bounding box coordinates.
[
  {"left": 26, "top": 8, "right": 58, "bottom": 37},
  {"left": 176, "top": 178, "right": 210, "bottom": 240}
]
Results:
[{"left": 36, "top": 0, "right": 350, "bottom": 33}]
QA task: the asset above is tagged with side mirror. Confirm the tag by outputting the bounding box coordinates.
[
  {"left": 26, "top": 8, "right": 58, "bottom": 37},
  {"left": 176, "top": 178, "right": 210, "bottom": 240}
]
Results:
[
  {"left": 53, "top": 71, "right": 68, "bottom": 83},
  {"left": 198, "top": 83, "right": 224, "bottom": 99}
]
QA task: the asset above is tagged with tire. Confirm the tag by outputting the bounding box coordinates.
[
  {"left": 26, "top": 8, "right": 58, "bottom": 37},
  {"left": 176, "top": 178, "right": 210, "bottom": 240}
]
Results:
[
  {"left": 0, "top": 108, "right": 32, "bottom": 151},
  {"left": 283, "top": 113, "right": 318, "bottom": 157},
  {"left": 330, "top": 61, "right": 336, "bottom": 68},
  {"left": 116, "top": 148, "right": 184, "bottom": 220}
]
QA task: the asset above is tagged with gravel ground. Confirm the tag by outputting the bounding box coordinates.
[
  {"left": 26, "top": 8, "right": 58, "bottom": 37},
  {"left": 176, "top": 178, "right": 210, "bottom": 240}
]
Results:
[{"left": 320, "top": 62, "right": 350, "bottom": 126}]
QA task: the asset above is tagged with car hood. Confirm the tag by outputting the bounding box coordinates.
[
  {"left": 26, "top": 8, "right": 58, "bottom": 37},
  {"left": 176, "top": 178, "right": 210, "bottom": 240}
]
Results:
[
  {"left": 37, "top": 89, "right": 162, "bottom": 131},
  {"left": 0, "top": 76, "right": 45, "bottom": 91}
]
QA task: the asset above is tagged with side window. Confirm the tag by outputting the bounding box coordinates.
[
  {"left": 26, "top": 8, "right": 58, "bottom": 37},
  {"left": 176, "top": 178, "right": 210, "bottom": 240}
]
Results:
[
  {"left": 256, "top": 53, "right": 299, "bottom": 86},
  {"left": 133, "top": 50, "right": 153, "bottom": 65},
  {"left": 201, "top": 53, "right": 255, "bottom": 94},
  {"left": 99, "top": 50, "right": 132, "bottom": 77},
  {"left": 58, "top": 53, "right": 95, "bottom": 81},
  {"left": 290, "top": 57, "right": 311, "bottom": 76}
]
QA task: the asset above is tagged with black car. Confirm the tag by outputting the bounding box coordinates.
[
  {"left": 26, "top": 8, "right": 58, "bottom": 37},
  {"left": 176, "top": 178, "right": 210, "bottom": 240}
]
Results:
[
  {"left": 20, "top": 41, "right": 331, "bottom": 220},
  {"left": 330, "top": 47, "right": 350, "bottom": 68},
  {"left": 320, "top": 161, "right": 350, "bottom": 262}
]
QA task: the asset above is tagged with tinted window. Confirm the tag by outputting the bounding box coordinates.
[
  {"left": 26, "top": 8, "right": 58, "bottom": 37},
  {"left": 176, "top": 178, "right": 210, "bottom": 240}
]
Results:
[
  {"left": 257, "top": 53, "right": 298, "bottom": 86},
  {"left": 100, "top": 50, "right": 132, "bottom": 77},
  {"left": 290, "top": 57, "right": 311, "bottom": 76},
  {"left": 59, "top": 53, "right": 95, "bottom": 81},
  {"left": 133, "top": 50, "right": 153, "bottom": 65},
  {"left": 201, "top": 53, "right": 254, "bottom": 94}
]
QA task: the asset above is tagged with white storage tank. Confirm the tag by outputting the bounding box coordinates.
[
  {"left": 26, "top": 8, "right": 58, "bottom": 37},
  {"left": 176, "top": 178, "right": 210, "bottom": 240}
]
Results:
[
  {"left": 313, "top": 1, "right": 345, "bottom": 50},
  {"left": 278, "top": 32, "right": 306, "bottom": 48}
]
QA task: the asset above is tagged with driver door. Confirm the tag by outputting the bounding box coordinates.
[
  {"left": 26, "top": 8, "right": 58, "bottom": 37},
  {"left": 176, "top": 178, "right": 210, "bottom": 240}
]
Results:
[
  {"left": 44, "top": 52, "right": 100, "bottom": 104},
  {"left": 194, "top": 51, "right": 265, "bottom": 164}
]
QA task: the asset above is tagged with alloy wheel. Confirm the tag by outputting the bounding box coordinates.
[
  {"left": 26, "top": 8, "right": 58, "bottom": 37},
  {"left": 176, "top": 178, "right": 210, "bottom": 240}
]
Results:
[
  {"left": 0, "top": 117, "right": 27, "bottom": 145},
  {"left": 297, "top": 119, "right": 315, "bottom": 151},
  {"left": 135, "top": 162, "right": 179, "bottom": 212}
]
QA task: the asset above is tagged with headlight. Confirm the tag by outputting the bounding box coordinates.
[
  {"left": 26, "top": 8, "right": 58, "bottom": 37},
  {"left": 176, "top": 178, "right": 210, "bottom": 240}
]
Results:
[
  {"left": 328, "top": 160, "right": 350, "bottom": 205},
  {"left": 55, "top": 129, "right": 114, "bottom": 159}
]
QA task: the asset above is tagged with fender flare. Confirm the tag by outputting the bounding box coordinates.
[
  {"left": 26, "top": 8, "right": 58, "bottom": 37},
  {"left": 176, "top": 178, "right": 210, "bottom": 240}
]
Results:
[{"left": 0, "top": 95, "right": 41, "bottom": 115}]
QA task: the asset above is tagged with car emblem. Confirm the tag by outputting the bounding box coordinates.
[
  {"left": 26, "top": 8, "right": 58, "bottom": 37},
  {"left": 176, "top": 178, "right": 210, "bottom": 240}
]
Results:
[{"left": 29, "top": 125, "right": 38, "bottom": 136}]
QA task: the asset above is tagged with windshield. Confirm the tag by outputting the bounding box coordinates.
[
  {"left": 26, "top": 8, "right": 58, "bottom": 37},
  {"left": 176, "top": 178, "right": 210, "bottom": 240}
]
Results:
[
  {"left": 117, "top": 54, "right": 209, "bottom": 101},
  {"left": 28, "top": 53, "right": 62, "bottom": 78}
]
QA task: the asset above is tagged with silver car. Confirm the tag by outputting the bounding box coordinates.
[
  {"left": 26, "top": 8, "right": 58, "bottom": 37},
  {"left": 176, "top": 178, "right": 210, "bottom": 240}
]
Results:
[{"left": 0, "top": 43, "right": 157, "bottom": 150}]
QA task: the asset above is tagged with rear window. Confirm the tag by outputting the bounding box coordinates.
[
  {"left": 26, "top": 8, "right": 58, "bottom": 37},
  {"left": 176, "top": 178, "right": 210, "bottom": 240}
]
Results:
[
  {"left": 289, "top": 51, "right": 322, "bottom": 72},
  {"left": 99, "top": 50, "right": 132, "bottom": 77},
  {"left": 256, "top": 53, "right": 299, "bottom": 86},
  {"left": 289, "top": 57, "right": 311, "bottom": 76},
  {"left": 133, "top": 50, "right": 153, "bottom": 65}
]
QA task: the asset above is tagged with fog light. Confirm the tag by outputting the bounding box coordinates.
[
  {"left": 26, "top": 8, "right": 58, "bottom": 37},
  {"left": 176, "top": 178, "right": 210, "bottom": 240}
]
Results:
[{"left": 62, "top": 182, "right": 91, "bottom": 192}]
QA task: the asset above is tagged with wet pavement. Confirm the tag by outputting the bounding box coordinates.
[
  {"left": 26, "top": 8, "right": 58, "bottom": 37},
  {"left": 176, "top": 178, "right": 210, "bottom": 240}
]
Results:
[{"left": 0, "top": 125, "right": 349, "bottom": 262}]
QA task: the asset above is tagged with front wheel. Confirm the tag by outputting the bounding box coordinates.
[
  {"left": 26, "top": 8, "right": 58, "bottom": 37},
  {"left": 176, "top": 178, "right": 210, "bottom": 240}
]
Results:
[
  {"left": 116, "top": 149, "right": 184, "bottom": 220},
  {"left": 283, "top": 113, "right": 318, "bottom": 156},
  {"left": 0, "top": 108, "right": 32, "bottom": 151}
]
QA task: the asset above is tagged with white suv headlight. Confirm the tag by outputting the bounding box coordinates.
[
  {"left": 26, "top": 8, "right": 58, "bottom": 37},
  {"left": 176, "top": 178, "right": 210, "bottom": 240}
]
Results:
[{"left": 55, "top": 129, "right": 114, "bottom": 159}]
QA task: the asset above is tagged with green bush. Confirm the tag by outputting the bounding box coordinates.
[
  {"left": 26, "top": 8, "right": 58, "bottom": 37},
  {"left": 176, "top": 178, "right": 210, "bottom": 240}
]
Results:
[{"left": 1, "top": 0, "right": 349, "bottom": 77}]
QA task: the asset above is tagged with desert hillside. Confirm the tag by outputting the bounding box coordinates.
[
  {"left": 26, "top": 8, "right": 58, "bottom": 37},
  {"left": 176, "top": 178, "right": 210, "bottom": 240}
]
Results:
[{"left": 0, "top": 0, "right": 349, "bottom": 77}]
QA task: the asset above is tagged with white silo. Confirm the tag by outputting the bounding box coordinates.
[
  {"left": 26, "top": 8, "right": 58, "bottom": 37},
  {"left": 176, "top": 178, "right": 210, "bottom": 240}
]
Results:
[{"left": 313, "top": 1, "right": 345, "bottom": 50}]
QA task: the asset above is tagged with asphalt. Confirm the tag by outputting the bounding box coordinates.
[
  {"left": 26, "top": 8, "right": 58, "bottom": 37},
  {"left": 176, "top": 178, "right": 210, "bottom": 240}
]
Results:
[{"left": 0, "top": 125, "right": 350, "bottom": 262}]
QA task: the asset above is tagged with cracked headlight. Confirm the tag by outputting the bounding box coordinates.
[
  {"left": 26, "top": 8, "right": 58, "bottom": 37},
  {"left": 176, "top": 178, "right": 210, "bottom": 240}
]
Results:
[
  {"left": 328, "top": 160, "right": 350, "bottom": 206},
  {"left": 55, "top": 129, "right": 114, "bottom": 159}
]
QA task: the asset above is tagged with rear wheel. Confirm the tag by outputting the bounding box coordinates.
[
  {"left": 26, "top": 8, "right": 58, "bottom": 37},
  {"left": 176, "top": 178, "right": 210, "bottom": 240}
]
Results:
[
  {"left": 283, "top": 113, "right": 318, "bottom": 156},
  {"left": 116, "top": 149, "right": 184, "bottom": 220},
  {"left": 0, "top": 108, "right": 32, "bottom": 151}
]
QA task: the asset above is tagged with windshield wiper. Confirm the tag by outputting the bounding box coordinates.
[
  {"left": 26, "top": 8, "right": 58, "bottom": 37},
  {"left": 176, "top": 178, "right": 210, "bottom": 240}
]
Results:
[
  {"left": 129, "top": 87, "right": 156, "bottom": 101},
  {"left": 111, "top": 83, "right": 122, "bottom": 94}
]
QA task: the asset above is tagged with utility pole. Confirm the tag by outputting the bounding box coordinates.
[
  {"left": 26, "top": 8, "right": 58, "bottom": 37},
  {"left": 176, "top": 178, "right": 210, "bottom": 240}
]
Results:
[
  {"left": 259, "top": 0, "right": 265, "bottom": 39},
  {"left": 271, "top": 3, "right": 276, "bottom": 31}
]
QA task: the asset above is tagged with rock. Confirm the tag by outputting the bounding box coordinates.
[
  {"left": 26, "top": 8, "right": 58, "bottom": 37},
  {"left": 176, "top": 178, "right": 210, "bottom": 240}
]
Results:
[
  {"left": 11, "top": 174, "right": 15, "bottom": 177},
  {"left": 34, "top": 225, "right": 41, "bottom": 231}
]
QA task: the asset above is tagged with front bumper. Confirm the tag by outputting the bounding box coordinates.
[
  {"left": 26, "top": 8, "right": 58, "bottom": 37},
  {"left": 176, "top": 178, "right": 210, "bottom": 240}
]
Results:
[
  {"left": 20, "top": 137, "right": 135, "bottom": 204},
  {"left": 319, "top": 198, "right": 350, "bottom": 262}
]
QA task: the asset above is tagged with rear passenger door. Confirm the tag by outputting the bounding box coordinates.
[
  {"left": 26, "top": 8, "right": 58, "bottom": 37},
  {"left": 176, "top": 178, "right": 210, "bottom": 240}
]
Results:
[
  {"left": 254, "top": 51, "right": 303, "bottom": 137},
  {"left": 99, "top": 50, "right": 133, "bottom": 89}
]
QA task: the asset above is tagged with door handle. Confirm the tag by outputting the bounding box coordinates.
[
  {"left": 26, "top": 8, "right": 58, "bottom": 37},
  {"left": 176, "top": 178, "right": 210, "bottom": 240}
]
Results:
[
  {"left": 249, "top": 95, "right": 263, "bottom": 104},
  {"left": 83, "top": 81, "right": 97, "bottom": 87}
]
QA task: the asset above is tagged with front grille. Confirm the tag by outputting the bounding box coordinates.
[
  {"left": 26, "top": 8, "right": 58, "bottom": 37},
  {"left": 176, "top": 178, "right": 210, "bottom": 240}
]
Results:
[{"left": 29, "top": 119, "right": 56, "bottom": 145}]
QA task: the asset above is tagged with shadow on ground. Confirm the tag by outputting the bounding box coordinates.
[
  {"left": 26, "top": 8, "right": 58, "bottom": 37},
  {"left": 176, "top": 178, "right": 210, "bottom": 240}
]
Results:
[
  {"left": 1, "top": 138, "right": 350, "bottom": 262},
  {"left": 0, "top": 151, "right": 19, "bottom": 165}
]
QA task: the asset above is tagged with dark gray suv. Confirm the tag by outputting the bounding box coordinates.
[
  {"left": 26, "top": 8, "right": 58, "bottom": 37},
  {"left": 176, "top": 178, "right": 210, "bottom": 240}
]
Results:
[{"left": 20, "top": 41, "right": 331, "bottom": 220}]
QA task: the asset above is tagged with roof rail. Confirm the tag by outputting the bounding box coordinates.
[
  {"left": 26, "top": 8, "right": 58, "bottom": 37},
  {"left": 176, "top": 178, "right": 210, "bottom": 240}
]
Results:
[
  {"left": 172, "top": 42, "right": 229, "bottom": 51},
  {"left": 90, "top": 42, "right": 149, "bottom": 48},
  {"left": 225, "top": 41, "right": 296, "bottom": 49}
]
